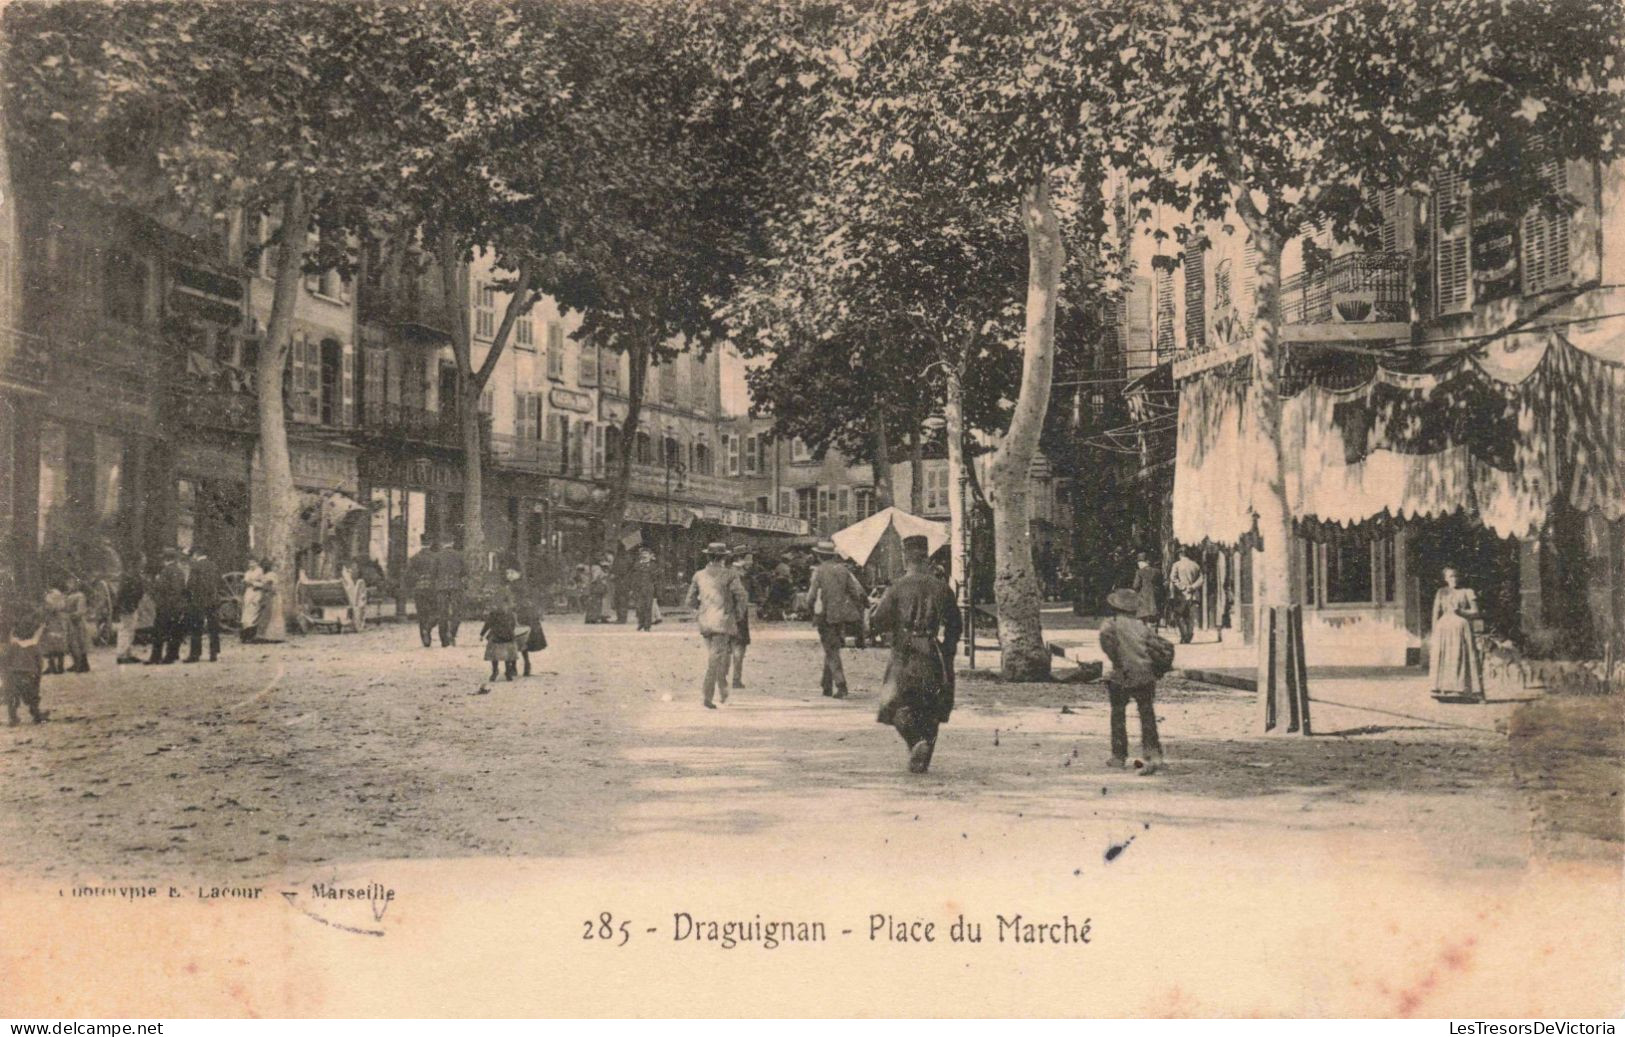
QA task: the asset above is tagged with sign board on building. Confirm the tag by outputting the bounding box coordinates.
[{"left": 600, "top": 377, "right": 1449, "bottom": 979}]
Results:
[
  {"left": 696, "top": 506, "right": 807, "bottom": 536},
  {"left": 623, "top": 499, "right": 695, "bottom": 528},
  {"left": 550, "top": 388, "right": 592, "bottom": 414}
]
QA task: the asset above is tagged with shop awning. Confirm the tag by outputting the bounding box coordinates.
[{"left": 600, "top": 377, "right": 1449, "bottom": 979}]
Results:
[
  {"left": 1172, "top": 333, "right": 1625, "bottom": 545},
  {"left": 831, "top": 507, "right": 949, "bottom": 566}
]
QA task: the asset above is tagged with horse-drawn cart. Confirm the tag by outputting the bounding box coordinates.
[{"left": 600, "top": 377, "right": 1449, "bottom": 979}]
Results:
[{"left": 296, "top": 575, "right": 367, "bottom": 634}]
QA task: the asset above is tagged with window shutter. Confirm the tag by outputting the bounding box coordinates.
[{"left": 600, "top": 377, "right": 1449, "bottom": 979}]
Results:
[
  {"left": 340, "top": 344, "right": 354, "bottom": 426},
  {"left": 1433, "top": 171, "right": 1473, "bottom": 314},
  {"left": 779, "top": 490, "right": 793, "bottom": 516},
  {"left": 1521, "top": 159, "right": 1571, "bottom": 294},
  {"left": 1182, "top": 246, "right": 1205, "bottom": 351},
  {"left": 1155, "top": 266, "right": 1176, "bottom": 357}
]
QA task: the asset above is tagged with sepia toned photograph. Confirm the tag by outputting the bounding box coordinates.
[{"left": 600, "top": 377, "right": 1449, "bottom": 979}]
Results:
[{"left": 0, "top": 0, "right": 1620, "bottom": 1020}]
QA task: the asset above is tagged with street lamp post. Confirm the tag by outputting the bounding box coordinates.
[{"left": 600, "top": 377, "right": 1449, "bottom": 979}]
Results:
[{"left": 663, "top": 450, "right": 686, "bottom": 586}]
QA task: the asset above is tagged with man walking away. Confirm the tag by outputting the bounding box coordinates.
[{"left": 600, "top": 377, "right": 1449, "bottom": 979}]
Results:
[
  {"left": 183, "top": 547, "right": 224, "bottom": 662},
  {"left": 1168, "top": 547, "right": 1204, "bottom": 645},
  {"left": 630, "top": 547, "right": 658, "bottom": 631},
  {"left": 1098, "top": 588, "right": 1174, "bottom": 776},
  {"left": 145, "top": 549, "right": 188, "bottom": 665},
  {"left": 114, "top": 553, "right": 146, "bottom": 664},
  {"left": 684, "top": 543, "right": 747, "bottom": 709},
  {"left": 434, "top": 538, "right": 465, "bottom": 647},
  {"left": 1131, "top": 552, "right": 1162, "bottom": 631},
  {"left": 410, "top": 537, "right": 440, "bottom": 648},
  {"left": 808, "top": 540, "right": 865, "bottom": 699},
  {"left": 872, "top": 536, "right": 962, "bottom": 774},
  {"left": 729, "top": 549, "right": 753, "bottom": 689}
]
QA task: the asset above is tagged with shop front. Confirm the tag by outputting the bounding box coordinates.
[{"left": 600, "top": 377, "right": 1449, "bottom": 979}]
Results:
[
  {"left": 1172, "top": 333, "right": 1625, "bottom": 667},
  {"left": 357, "top": 450, "right": 458, "bottom": 610}
]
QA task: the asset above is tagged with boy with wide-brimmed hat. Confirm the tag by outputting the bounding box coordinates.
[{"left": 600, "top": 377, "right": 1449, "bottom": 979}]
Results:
[{"left": 1097, "top": 588, "right": 1173, "bottom": 775}]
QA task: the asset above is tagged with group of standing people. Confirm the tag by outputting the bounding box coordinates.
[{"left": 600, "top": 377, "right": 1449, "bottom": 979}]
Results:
[{"left": 119, "top": 546, "right": 245, "bottom": 666}]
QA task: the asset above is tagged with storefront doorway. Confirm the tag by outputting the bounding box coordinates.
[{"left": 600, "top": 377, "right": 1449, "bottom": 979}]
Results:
[{"left": 1405, "top": 513, "right": 1521, "bottom": 644}]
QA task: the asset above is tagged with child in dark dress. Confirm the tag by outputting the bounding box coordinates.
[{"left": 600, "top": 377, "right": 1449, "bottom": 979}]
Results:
[
  {"left": 510, "top": 577, "right": 546, "bottom": 678},
  {"left": 480, "top": 593, "right": 519, "bottom": 682},
  {"left": 5, "top": 608, "right": 48, "bottom": 725}
]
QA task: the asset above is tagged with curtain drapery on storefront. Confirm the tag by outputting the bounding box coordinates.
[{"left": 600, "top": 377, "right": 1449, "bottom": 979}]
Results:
[{"left": 1173, "top": 333, "right": 1625, "bottom": 545}]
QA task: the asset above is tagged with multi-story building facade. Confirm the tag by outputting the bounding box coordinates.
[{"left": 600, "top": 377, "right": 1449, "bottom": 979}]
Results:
[{"left": 1165, "top": 156, "right": 1625, "bottom": 665}]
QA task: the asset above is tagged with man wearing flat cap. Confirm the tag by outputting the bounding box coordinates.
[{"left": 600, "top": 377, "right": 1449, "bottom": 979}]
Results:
[
  {"left": 1098, "top": 587, "right": 1173, "bottom": 775},
  {"left": 808, "top": 539, "right": 867, "bottom": 699},
  {"left": 684, "top": 542, "right": 749, "bottom": 709},
  {"left": 871, "top": 534, "right": 962, "bottom": 773}
]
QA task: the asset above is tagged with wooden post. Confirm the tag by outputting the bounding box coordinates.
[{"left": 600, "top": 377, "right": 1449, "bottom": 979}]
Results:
[{"left": 1260, "top": 604, "right": 1312, "bottom": 734}]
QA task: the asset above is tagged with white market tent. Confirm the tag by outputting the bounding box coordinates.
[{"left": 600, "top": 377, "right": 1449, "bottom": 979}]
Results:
[{"left": 830, "top": 507, "right": 950, "bottom": 575}]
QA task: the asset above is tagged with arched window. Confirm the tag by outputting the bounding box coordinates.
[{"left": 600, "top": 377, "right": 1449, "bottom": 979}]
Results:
[
  {"left": 663, "top": 436, "right": 681, "bottom": 468},
  {"left": 634, "top": 430, "right": 652, "bottom": 464},
  {"left": 605, "top": 426, "right": 623, "bottom": 465},
  {"left": 694, "top": 443, "right": 711, "bottom": 476}
]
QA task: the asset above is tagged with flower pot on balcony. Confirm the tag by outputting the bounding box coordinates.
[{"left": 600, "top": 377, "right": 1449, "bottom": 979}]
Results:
[{"left": 1331, "top": 289, "right": 1376, "bottom": 323}]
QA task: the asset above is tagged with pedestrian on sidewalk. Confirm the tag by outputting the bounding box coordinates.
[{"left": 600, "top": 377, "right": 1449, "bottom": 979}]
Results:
[
  {"left": 39, "top": 586, "right": 68, "bottom": 675},
  {"left": 685, "top": 543, "right": 748, "bottom": 709},
  {"left": 183, "top": 547, "right": 224, "bottom": 663},
  {"left": 729, "top": 549, "right": 753, "bottom": 689},
  {"left": 1168, "top": 548, "right": 1204, "bottom": 645},
  {"left": 4, "top": 608, "right": 48, "bottom": 726},
  {"left": 434, "top": 538, "right": 465, "bottom": 647},
  {"left": 409, "top": 537, "right": 439, "bottom": 648},
  {"left": 145, "top": 549, "right": 187, "bottom": 664},
  {"left": 872, "top": 535, "right": 962, "bottom": 774},
  {"left": 507, "top": 569, "right": 547, "bottom": 677},
  {"left": 1429, "top": 566, "right": 1485, "bottom": 703},
  {"left": 630, "top": 547, "right": 658, "bottom": 631},
  {"left": 113, "top": 553, "right": 146, "bottom": 664},
  {"left": 1098, "top": 588, "right": 1174, "bottom": 776},
  {"left": 1131, "top": 552, "right": 1162, "bottom": 631},
  {"left": 62, "top": 576, "right": 92, "bottom": 673},
  {"left": 808, "top": 540, "right": 866, "bottom": 699},
  {"left": 480, "top": 591, "right": 520, "bottom": 682}
]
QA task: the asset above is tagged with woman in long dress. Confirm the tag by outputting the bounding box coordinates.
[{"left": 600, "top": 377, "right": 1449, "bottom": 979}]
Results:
[
  {"left": 239, "top": 559, "right": 274, "bottom": 643},
  {"left": 1429, "top": 566, "right": 1484, "bottom": 702}
]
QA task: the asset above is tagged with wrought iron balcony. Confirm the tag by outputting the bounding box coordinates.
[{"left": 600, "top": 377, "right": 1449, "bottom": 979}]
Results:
[
  {"left": 489, "top": 433, "right": 568, "bottom": 474},
  {"left": 357, "top": 400, "right": 487, "bottom": 450},
  {"left": 1281, "top": 250, "right": 1412, "bottom": 326}
]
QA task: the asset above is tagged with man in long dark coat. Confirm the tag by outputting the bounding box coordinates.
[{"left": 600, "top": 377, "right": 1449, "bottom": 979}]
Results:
[
  {"left": 433, "top": 538, "right": 466, "bottom": 647},
  {"left": 872, "top": 535, "right": 963, "bottom": 773},
  {"left": 409, "top": 537, "right": 439, "bottom": 648},
  {"left": 183, "top": 547, "right": 224, "bottom": 662},
  {"left": 145, "top": 549, "right": 188, "bottom": 665}
]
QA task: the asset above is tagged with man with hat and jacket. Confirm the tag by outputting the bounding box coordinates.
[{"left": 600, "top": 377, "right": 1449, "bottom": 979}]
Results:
[
  {"left": 684, "top": 542, "right": 749, "bottom": 709},
  {"left": 145, "top": 549, "right": 189, "bottom": 665},
  {"left": 183, "top": 547, "right": 225, "bottom": 663},
  {"left": 433, "top": 538, "right": 466, "bottom": 647},
  {"left": 807, "top": 539, "right": 866, "bottom": 699},
  {"left": 1098, "top": 587, "right": 1174, "bottom": 775},
  {"left": 871, "top": 535, "right": 962, "bottom": 773}
]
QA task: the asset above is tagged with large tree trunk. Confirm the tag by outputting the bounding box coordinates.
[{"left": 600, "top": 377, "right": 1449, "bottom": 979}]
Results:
[
  {"left": 251, "top": 179, "right": 308, "bottom": 639},
  {"left": 945, "top": 365, "right": 968, "bottom": 600},
  {"left": 908, "top": 421, "right": 924, "bottom": 514},
  {"left": 1245, "top": 225, "right": 1298, "bottom": 720},
  {"left": 989, "top": 180, "right": 1061, "bottom": 681},
  {"left": 872, "top": 402, "right": 894, "bottom": 510},
  {"left": 601, "top": 340, "right": 651, "bottom": 554},
  {"left": 437, "top": 230, "right": 484, "bottom": 576}
]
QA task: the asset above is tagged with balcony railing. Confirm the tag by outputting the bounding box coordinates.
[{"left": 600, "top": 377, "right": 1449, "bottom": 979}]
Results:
[
  {"left": 357, "top": 401, "right": 483, "bottom": 449},
  {"left": 170, "top": 389, "right": 260, "bottom": 432},
  {"left": 1280, "top": 250, "right": 1412, "bottom": 326},
  {"left": 627, "top": 464, "right": 737, "bottom": 504},
  {"left": 489, "top": 433, "right": 568, "bottom": 474}
]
